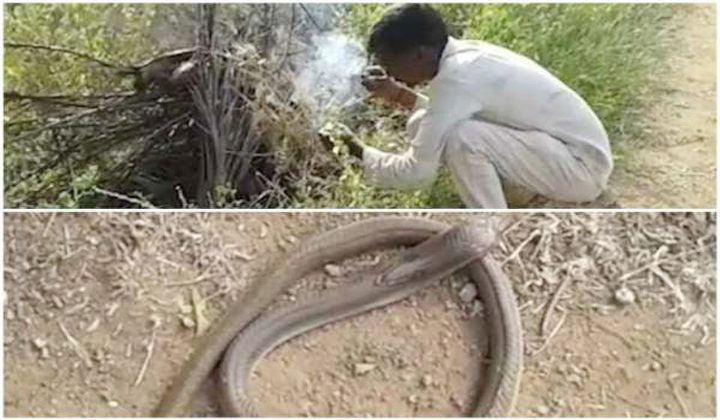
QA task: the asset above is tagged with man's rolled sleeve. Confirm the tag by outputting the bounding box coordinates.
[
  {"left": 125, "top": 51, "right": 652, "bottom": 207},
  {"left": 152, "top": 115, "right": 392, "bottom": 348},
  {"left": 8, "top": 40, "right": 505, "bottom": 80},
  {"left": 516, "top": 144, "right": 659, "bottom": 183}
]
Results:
[
  {"left": 362, "top": 145, "right": 439, "bottom": 189},
  {"left": 362, "top": 74, "right": 481, "bottom": 190}
]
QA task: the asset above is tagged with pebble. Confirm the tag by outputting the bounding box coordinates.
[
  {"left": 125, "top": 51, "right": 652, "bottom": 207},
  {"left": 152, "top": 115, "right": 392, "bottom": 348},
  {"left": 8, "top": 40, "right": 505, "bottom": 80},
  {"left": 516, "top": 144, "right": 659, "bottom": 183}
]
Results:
[
  {"left": 180, "top": 316, "right": 195, "bottom": 329},
  {"left": 353, "top": 363, "right": 375, "bottom": 376},
  {"left": 614, "top": 286, "right": 636, "bottom": 305},
  {"left": 536, "top": 405, "right": 551, "bottom": 416},
  {"left": 324, "top": 264, "right": 342, "bottom": 277},
  {"left": 86, "top": 317, "right": 101, "bottom": 333},
  {"left": 566, "top": 373, "right": 583, "bottom": 387},
  {"left": 458, "top": 283, "right": 478, "bottom": 303},
  {"left": 108, "top": 401, "right": 119, "bottom": 408},
  {"left": 468, "top": 300, "right": 484, "bottom": 317},
  {"left": 421, "top": 374, "right": 433, "bottom": 388}
]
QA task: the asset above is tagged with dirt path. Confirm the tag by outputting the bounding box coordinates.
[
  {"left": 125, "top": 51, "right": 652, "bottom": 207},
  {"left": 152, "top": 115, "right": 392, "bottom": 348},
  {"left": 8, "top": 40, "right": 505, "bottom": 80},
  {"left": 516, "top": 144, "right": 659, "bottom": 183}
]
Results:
[
  {"left": 4, "top": 213, "right": 716, "bottom": 417},
  {"left": 612, "top": 4, "right": 716, "bottom": 208}
]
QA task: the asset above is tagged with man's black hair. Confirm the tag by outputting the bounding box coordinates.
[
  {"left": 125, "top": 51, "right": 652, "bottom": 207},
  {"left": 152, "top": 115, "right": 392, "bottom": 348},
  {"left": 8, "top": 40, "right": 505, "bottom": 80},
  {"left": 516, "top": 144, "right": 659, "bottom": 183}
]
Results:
[{"left": 368, "top": 4, "right": 448, "bottom": 57}]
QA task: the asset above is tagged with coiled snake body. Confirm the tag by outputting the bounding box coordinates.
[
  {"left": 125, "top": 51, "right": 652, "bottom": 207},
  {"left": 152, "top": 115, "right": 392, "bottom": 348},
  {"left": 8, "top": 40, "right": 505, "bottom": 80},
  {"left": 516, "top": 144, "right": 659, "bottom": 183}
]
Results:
[{"left": 154, "top": 217, "right": 523, "bottom": 417}]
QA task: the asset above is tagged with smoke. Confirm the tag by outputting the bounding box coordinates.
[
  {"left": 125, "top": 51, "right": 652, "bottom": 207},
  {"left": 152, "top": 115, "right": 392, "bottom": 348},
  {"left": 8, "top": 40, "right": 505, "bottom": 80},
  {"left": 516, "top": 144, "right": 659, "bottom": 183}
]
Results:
[{"left": 292, "top": 32, "right": 368, "bottom": 127}]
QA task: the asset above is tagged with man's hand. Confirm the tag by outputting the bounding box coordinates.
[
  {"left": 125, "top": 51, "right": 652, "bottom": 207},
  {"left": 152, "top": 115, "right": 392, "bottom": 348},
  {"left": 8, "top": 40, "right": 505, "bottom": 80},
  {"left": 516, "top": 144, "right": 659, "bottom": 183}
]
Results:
[
  {"left": 341, "top": 135, "right": 365, "bottom": 160},
  {"left": 361, "top": 66, "right": 418, "bottom": 109},
  {"left": 361, "top": 66, "right": 404, "bottom": 104},
  {"left": 318, "top": 122, "right": 366, "bottom": 160}
]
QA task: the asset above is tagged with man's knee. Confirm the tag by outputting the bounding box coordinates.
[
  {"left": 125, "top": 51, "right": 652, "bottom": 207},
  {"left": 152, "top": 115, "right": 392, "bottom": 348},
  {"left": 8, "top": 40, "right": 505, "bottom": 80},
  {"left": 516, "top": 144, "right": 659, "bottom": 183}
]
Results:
[
  {"left": 444, "top": 119, "right": 493, "bottom": 158},
  {"left": 555, "top": 179, "right": 603, "bottom": 202}
]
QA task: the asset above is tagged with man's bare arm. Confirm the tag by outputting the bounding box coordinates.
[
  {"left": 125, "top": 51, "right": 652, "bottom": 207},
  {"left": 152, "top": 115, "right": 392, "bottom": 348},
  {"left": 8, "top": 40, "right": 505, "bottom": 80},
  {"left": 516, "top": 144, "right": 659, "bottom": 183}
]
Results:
[{"left": 361, "top": 68, "right": 421, "bottom": 109}]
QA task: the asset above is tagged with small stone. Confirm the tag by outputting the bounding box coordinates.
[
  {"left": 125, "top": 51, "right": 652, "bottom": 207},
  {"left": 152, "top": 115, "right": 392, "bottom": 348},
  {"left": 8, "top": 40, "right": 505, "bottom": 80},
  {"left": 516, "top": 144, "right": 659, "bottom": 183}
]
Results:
[
  {"left": 458, "top": 283, "right": 478, "bottom": 303},
  {"left": 150, "top": 314, "right": 163, "bottom": 328},
  {"left": 108, "top": 401, "right": 119, "bottom": 408},
  {"left": 86, "top": 317, "right": 101, "bottom": 333},
  {"left": 353, "top": 363, "right": 375, "bottom": 376},
  {"left": 324, "top": 264, "right": 342, "bottom": 277},
  {"left": 444, "top": 300, "right": 459, "bottom": 310},
  {"left": 408, "top": 394, "right": 418, "bottom": 404},
  {"left": 468, "top": 300, "right": 484, "bottom": 317},
  {"left": 51, "top": 295, "right": 64, "bottom": 309},
  {"left": 614, "top": 286, "right": 635, "bottom": 305},
  {"left": 649, "top": 361, "right": 662, "bottom": 372},
  {"left": 567, "top": 373, "right": 583, "bottom": 387},
  {"left": 33, "top": 338, "right": 47, "bottom": 349},
  {"left": 536, "top": 405, "right": 551, "bottom": 416},
  {"left": 180, "top": 316, "right": 195, "bottom": 329},
  {"left": 421, "top": 374, "right": 433, "bottom": 388}
]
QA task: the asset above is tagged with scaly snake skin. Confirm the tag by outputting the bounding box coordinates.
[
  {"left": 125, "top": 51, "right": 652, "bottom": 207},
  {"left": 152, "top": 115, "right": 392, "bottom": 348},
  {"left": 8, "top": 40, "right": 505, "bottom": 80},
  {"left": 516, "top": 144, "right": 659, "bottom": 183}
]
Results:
[{"left": 153, "top": 217, "right": 523, "bottom": 417}]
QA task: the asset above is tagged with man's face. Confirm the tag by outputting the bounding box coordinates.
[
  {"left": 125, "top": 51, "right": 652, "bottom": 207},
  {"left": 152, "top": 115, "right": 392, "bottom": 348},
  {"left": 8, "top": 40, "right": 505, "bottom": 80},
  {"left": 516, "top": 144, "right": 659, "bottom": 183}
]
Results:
[{"left": 377, "top": 47, "right": 437, "bottom": 87}]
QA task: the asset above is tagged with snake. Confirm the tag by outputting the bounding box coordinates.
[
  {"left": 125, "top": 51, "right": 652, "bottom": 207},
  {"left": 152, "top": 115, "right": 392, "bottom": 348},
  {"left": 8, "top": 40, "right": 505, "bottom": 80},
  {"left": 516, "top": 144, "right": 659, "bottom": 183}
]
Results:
[{"left": 153, "top": 217, "right": 523, "bottom": 417}]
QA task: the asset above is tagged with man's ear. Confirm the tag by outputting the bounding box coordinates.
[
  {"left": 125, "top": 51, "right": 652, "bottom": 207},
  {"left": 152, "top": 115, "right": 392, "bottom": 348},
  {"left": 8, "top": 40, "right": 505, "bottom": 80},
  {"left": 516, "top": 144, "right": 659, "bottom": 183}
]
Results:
[{"left": 417, "top": 46, "right": 439, "bottom": 64}]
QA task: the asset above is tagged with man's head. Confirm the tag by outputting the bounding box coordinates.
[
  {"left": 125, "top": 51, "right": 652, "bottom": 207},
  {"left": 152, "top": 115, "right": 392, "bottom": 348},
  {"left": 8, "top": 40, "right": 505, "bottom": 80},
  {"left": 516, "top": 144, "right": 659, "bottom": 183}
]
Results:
[{"left": 368, "top": 4, "right": 448, "bottom": 86}]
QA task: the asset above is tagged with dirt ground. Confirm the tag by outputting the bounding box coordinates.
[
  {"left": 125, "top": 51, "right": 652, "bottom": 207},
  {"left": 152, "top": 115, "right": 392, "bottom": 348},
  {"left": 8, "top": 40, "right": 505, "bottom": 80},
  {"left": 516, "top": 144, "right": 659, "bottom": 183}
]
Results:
[
  {"left": 612, "top": 4, "right": 716, "bottom": 208},
  {"left": 3, "top": 212, "right": 716, "bottom": 417}
]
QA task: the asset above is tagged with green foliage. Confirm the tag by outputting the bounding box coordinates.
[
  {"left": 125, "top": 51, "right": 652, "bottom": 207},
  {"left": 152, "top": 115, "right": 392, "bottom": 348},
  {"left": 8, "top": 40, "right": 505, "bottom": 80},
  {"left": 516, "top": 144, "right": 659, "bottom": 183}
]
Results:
[
  {"left": 4, "top": 4, "right": 162, "bottom": 207},
  {"left": 317, "top": 3, "right": 674, "bottom": 208},
  {"left": 56, "top": 165, "right": 100, "bottom": 208},
  {"left": 4, "top": 4, "right": 160, "bottom": 95}
]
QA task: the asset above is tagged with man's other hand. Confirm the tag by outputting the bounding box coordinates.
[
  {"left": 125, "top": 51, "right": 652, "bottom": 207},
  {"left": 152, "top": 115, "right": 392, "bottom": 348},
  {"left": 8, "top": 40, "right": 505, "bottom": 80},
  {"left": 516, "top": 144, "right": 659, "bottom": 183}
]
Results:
[
  {"left": 361, "top": 66, "right": 404, "bottom": 103},
  {"left": 342, "top": 135, "right": 365, "bottom": 160}
]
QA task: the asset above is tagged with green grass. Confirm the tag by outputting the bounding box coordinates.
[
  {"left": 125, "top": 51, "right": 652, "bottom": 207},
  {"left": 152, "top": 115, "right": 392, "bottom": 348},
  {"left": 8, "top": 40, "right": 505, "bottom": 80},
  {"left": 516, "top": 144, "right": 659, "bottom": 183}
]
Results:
[{"left": 303, "top": 3, "right": 675, "bottom": 208}]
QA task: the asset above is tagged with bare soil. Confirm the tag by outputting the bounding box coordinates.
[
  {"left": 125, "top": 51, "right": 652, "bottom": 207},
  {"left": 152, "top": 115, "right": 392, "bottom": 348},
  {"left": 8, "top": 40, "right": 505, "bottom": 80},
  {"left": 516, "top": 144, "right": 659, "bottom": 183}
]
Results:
[
  {"left": 4, "top": 213, "right": 716, "bottom": 417},
  {"left": 612, "top": 4, "right": 716, "bottom": 208}
]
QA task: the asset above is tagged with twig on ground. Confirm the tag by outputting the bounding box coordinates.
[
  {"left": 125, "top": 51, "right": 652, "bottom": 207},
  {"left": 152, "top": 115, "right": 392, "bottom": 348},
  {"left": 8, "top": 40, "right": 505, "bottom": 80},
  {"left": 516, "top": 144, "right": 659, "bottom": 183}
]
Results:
[
  {"left": 164, "top": 266, "right": 215, "bottom": 287},
  {"left": 582, "top": 313, "right": 635, "bottom": 350},
  {"left": 501, "top": 228, "right": 541, "bottom": 267},
  {"left": 667, "top": 374, "right": 691, "bottom": 417},
  {"left": 540, "top": 274, "right": 573, "bottom": 337},
  {"left": 531, "top": 308, "right": 567, "bottom": 357},
  {"left": 134, "top": 323, "right": 158, "bottom": 387},
  {"left": 57, "top": 321, "right": 93, "bottom": 368},
  {"left": 612, "top": 392, "right": 662, "bottom": 416},
  {"left": 42, "top": 213, "right": 56, "bottom": 238}
]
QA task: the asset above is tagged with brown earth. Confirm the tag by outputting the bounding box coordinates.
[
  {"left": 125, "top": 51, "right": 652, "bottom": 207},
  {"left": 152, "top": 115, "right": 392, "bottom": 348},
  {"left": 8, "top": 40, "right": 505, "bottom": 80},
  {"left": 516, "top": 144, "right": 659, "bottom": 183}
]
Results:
[
  {"left": 612, "top": 4, "right": 716, "bottom": 208},
  {"left": 4, "top": 213, "right": 716, "bottom": 417}
]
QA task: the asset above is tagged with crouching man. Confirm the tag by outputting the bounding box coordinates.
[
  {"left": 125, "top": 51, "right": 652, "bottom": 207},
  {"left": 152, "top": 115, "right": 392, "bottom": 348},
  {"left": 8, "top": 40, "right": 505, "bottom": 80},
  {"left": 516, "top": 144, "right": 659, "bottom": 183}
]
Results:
[{"left": 344, "top": 4, "right": 613, "bottom": 208}]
